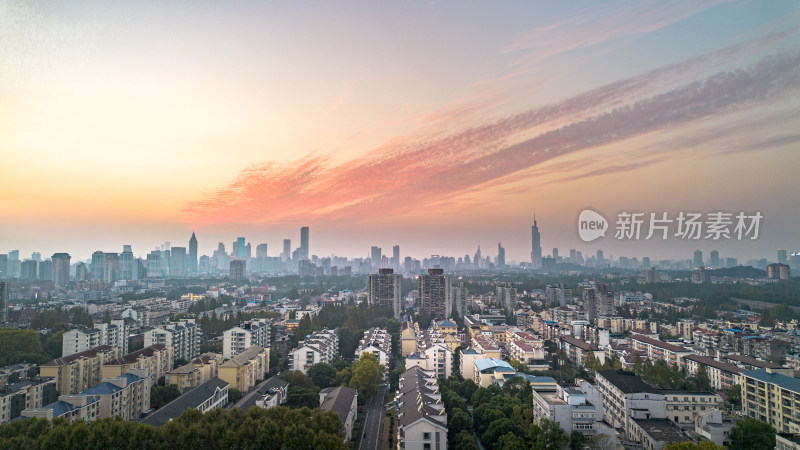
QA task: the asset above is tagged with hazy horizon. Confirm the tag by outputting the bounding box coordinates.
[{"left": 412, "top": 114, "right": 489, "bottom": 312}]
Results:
[{"left": 3, "top": 1, "right": 799, "bottom": 264}]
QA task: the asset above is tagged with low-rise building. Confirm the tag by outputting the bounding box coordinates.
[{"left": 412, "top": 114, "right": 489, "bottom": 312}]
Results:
[
  {"left": 0, "top": 378, "right": 58, "bottom": 423},
  {"left": 531, "top": 383, "right": 596, "bottom": 437},
  {"left": 319, "top": 386, "right": 358, "bottom": 442},
  {"left": 396, "top": 366, "right": 448, "bottom": 450},
  {"left": 144, "top": 319, "right": 199, "bottom": 363},
  {"left": 741, "top": 369, "right": 800, "bottom": 433},
  {"left": 694, "top": 409, "right": 734, "bottom": 447},
  {"left": 628, "top": 418, "right": 691, "bottom": 450},
  {"left": 102, "top": 344, "right": 172, "bottom": 385},
  {"left": 661, "top": 390, "right": 722, "bottom": 425},
  {"left": 683, "top": 355, "right": 742, "bottom": 390},
  {"left": 355, "top": 327, "right": 391, "bottom": 367},
  {"left": 40, "top": 345, "right": 122, "bottom": 394},
  {"left": 473, "top": 358, "right": 516, "bottom": 387},
  {"left": 23, "top": 369, "right": 151, "bottom": 423},
  {"left": 561, "top": 336, "right": 605, "bottom": 367},
  {"left": 595, "top": 370, "right": 665, "bottom": 434},
  {"left": 629, "top": 334, "right": 694, "bottom": 368},
  {"left": 61, "top": 320, "right": 129, "bottom": 357},
  {"left": 289, "top": 329, "right": 338, "bottom": 374},
  {"left": 140, "top": 377, "right": 229, "bottom": 426},
  {"left": 219, "top": 345, "right": 268, "bottom": 392},
  {"left": 222, "top": 318, "right": 270, "bottom": 360},
  {"left": 233, "top": 376, "right": 290, "bottom": 411}
]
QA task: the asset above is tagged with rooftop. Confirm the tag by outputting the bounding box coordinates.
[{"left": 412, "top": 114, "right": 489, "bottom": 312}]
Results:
[
  {"left": 41, "top": 345, "right": 115, "bottom": 366},
  {"left": 742, "top": 369, "right": 800, "bottom": 393},
  {"left": 140, "top": 377, "right": 229, "bottom": 426},
  {"left": 319, "top": 386, "right": 358, "bottom": 432},
  {"left": 633, "top": 418, "right": 690, "bottom": 444},
  {"left": 596, "top": 370, "right": 661, "bottom": 395}
]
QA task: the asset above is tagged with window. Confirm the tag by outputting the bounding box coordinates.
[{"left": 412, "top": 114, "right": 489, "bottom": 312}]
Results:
[{"left": 424, "top": 432, "right": 431, "bottom": 440}]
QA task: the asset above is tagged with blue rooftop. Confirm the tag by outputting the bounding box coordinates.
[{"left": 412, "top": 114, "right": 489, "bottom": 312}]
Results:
[
  {"left": 438, "top": 320, "right": 457, "bottom": 327},
  {"left": 514, "top": 374, "right": 558, "bottom": 384},
  {"left": 474, "top": 358, "right": 513, "bottom": 371},
  {"left": 743, "top": 370, "right": 800, "bottom": 393},
  {"left": 81, "top": 382, "right": 122, "bottom": 396}
]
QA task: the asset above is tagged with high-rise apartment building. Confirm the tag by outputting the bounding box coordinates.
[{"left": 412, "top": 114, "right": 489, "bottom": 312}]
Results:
[
  {"left": 170, "top": 247, "right": 187, "bottom": 276},
  {"left": 369, "top": 268, "right": 402, "bottom": 319},
  {"left": 20, "top": 260, "right": 37, "bottom": 280},
  {"left": 709, "top": 250, "right": 720, "bottom": 268},
  {"left": 37, "top": 260, "right": 52, "bottom": 281},
  {"left": 392, "top": 245, "right": 400, "bottom": 270},
  {"left": 62, "top": 320, "right": 129, "bottom": 357},
  {"left": 419, "top": 268, "right": 452, "bottom": 321},
  {"left": 51, "top": 253, "right": 71, "bottom": 287},
  {"left": 144, "top": 319, "right": 199, "bottom": 362},
  {"left": 230, "top": 259, "right": 246, "bottom": 280},
  {"left": 531, "top": 215, "right": 542, "bottom": 268},
  {"left": 120, "top": 245, "right": 135, "bottom": 281}
]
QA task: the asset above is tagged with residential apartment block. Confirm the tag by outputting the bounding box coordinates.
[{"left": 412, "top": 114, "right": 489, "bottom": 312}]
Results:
[
  {"left": 396, "top": 366, "right": 448, "bottom": 450},
  {"left": 289, "top": 329, "right": 338, "bottom": 374},
  {"left": 144, "top": 319, "right": 199, "bottom": 362},
  {"left": 61, "top": 319, "right": 129, "bottom": 357},
  {"left": 355, "top": 327, "right": 391, "bottom": 367},
  {"left": 222, "top": 318, "right": 270, "bottom": 360},
  {"left": 40, "top": 345, "right": 122, "bottom": 394},
  {"left": 219, "top": 345, "right": 268, "bottom": 392}
]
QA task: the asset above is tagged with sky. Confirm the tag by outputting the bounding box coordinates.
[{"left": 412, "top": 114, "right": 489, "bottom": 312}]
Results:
[{"left": 2, "top": 0, "right": 800, "bottom": 263}]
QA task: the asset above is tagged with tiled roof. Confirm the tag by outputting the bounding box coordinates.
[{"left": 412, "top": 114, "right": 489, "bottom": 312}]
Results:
[{"left": 41, "top": 345, "right": 115, "bottom": 366}]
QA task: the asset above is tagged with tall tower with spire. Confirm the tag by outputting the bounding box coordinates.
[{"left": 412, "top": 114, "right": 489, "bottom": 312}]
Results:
[
  {"left": 531, "top": 214, "right": 542, "bottom": 268},
  {"left": 189, "top": 231, "right": 198, "bottom": 274}
]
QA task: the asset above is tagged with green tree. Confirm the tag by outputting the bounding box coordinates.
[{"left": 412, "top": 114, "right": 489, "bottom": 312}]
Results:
[
  {"left": 454, "top": 430, "right": 480, "bottom": 450},
  {"left": 729, "top": 418, "right": 776, "bottom": 450},
  {"left": 496, "top": 432, "right": 527, "bottom": 450},
  {"left": 308, "top": 363, "right": 337, "bottom": 389},
  {"left": 529, "top": 418, "right": 569, "bottom": 450},
  {"left": 569, "top": 430, "right": 586, "bottom": 450},
  {"left": 694, "top": 364, "right": 711, "bottom": 391},
  {"left": 723, "top": 384, "right": 741, "bottom": 410},
  {"left": 665, "top": 441, "right": 724, "bottom": 450},
  {"left": 228, "top": 388, "right": 243, "bottom": 404},
  {"left": 150, "top": 384, "right": 181, "bottom": 409},
  {"left": 349, "top": 352, "right": 384, "bottom": 399},
  {"left": 482, "top": 418, "right": 524, "bottom": 449},
  {"left": 285, "top": 386, "right": 319, "bottom": 409}
]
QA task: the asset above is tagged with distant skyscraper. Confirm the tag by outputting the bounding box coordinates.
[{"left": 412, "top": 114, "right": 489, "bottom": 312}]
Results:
[
  {"left": 778, "top": 249, "right": 788, "bottom": 265},
  {"left": 693, "top": 250, "right": 703, "bottom": 268},
  {"left": 418, "top": 268, "right": 452, "bottom": 321},
  {"left": 120, "top": 245, "right": 135, "bottom": 280},
  {"left": 392, "top": 245, "right": 400, "bottom": 270},
  {"left": 0, "top": 281, "right": 8, "bottom": 325},
  {"left": 91, "top": 251, "right": 105, "bottom": 280},
  {"left": 552, "top": 248, "right": 559, "bottom": 261},
  {"left": 170, "top": 247, "right": 187, "bottom": 276},
  {"left": 38, "top": 259, "right": 52, "bottom": 281},
  {"left": 230, "top": 259, "right": 246, "bottom": 280},
  {"left": 188, "top": 232, "right": 198, "bottom": 273},
  {"left": 370, "top": 246, "right": 382, "bottom": 270},
  {"left": 709, "top": 250, "right": 720, "bottom": 268},
  {"left": 256, "top": 243, "right": 268, "bottom": 258},
  {"left": 369, "top": 268, "right": 402, "bottom": 319},
  {"left": 20, "top": 260, "right": 37, "bottom": 280},
  {"left": 596, "top": 249, "right": 604, "bottom": 265},
  {"left": 531, "top": 214, "right": 542, "bottom": 268},
  {"left": 234, "top": 237, "right": 246, "bottom": 258},
  {"left": 473, "top": 246, "right": 482, "bottom": 269},
  {"left": 282, "top": 239, "right": 291, "bottom": 262},
  {"left": 52, "top": 253, "right": 71, "bottom": 287},
  {"left": 300, "top": 226, "right": 309, "bottom": 260},
  {"left": 497, "top": 242, "right": 506, "bottom": 269}
]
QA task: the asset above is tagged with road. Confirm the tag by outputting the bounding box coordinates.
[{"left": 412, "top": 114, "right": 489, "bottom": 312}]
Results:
[{"left": 358, "top": 385, "right": 387, "bottom": 450}]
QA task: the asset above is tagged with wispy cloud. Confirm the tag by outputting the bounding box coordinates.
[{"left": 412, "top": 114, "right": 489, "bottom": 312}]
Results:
[{"left": 185, "top": 49, "right": 800, "bottom": 226}]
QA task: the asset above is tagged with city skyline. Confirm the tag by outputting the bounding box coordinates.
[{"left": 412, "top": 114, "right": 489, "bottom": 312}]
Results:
[{"left": 2, "top": 2, "right": 800, "bottom": 263}]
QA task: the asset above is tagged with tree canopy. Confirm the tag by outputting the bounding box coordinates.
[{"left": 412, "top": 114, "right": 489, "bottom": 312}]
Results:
[{"left": 0, "top": 406, "right": 347, "bottom": 450}]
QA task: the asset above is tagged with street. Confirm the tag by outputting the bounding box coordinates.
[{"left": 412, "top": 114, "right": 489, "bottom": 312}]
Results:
[{"left": 358, "top": 385, "right": 387, "bottom": 450}]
